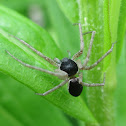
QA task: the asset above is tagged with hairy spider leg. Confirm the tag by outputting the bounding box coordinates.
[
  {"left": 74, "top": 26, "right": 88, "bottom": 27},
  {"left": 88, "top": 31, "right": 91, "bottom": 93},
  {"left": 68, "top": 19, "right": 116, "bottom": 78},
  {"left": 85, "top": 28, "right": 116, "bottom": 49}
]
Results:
[
  {"left": 79, "top": 73, "right": 105, "bottom": 87},
  {"left": 36, "top": 79, "right": 69, "bottom": 96},
  {"left": 72, "top": 23, "right": 84, "bottom": 60},
  {"left": 82, "top": 31, "right": 94, "bottom": 35},
  {"left": 9, "top": 34, "right": 59, "bottom": 67},
  {"left": 83, "top": 31, "right": 96, "bottom": 68},
  {"left": 6, "top": 50, "right": 68, "bottom": 80},
  {"left": 72, "top": 23, "right": 95, "bottom": 61},
  {"left": 83, "top": 42, "right": 116, "bottom": 70},
  {"left": 67, "top": 50, "right": 71, "bottom": 59}
]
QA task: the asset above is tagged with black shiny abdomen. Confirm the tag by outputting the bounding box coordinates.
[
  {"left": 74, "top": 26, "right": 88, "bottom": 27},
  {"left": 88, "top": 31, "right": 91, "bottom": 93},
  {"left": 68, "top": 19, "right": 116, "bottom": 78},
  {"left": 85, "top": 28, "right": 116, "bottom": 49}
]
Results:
[
  {"left": 69, "top": 78, "right": 83, "bottom": 97},
  {"left": 60, "top": 58, "right": 78, "bottom": 77}
]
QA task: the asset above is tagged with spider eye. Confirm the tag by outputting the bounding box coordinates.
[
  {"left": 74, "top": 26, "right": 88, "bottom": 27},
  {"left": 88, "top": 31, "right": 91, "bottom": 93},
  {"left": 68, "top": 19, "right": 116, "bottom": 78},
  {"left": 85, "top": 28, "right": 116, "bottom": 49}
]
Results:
[
  {"left": 60, "top": 58, "right": 78, "bottom": 77},
  {"left": 69, "top": 78, "right": 83, "bottom": 97}
]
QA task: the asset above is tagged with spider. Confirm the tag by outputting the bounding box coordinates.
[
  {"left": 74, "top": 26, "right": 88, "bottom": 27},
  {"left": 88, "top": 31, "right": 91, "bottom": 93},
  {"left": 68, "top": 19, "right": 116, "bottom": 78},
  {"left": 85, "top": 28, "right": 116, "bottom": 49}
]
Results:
[{"left": 6, "top": 23, "right": 116, "bottom": 97}]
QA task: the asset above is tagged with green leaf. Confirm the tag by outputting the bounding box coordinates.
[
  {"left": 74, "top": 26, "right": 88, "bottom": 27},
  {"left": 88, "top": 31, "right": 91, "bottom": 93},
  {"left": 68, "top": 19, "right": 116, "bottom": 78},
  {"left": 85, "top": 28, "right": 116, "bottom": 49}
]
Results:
[
  {"left": 115, "top": 38, "right": 126, "bottom": 126},
  {"left": 116, "top": 0, "right": 126, "bottom": 62},
  {"left": 0, "top": 5, "right": 97, "bottom": 123},
  {"left": 44, "top": 0, "right": 80, "bottom": 56},
  {"left": 56, "top": 0, "right": 79, "bottom": 23},
  {"left": 0, "top": 73, "right": 72, "bottom": 126},
  {"left": 56, "top": 0, "right": 125, "bottom": 125}
]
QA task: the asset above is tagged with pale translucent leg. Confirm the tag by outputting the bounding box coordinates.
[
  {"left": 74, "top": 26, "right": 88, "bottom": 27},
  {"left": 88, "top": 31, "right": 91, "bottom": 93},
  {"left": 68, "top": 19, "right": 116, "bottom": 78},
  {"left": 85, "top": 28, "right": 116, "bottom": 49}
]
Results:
[
  {"left": 72, "top": 23, "right": 84, "bottom": 60},
  {"left": 82, "top": 31, "right": 94, "bottom": 35},
  {"left": 83, "top": 42, "right": 116, "bottom": 70},
  {"left": 79, "top": 73, "right": 105, "bottom": 87},
  {"left": 9, "top": 34, "right": 58, "bottom": 67},
  {"left": 6, "top": 50, "right": 68, "bottom": 80},
  {"left": 67, "top": 50, "right": 71, "bottom": 59},
  {"left": 36, "top": 79, "right": 69, "bottom": 96},
  {"left": 54, "top": 58, "right": 61, "bottom": 64},
  {"left": 72, "top": 23, "right": 95, "bottom": 60},
  {"left": 82, "top": 31, "right": 96, "bottom": 68}
]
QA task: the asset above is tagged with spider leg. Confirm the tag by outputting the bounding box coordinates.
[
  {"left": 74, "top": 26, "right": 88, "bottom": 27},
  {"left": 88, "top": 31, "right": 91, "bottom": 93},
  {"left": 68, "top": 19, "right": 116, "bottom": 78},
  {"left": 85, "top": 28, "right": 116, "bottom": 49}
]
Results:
[
  {"left": 82, "top": 31, "right": 96, "bottom": 68},
  {"left": 72, "top": 23, "right": 84, "bottom": 60},
  {"left": 54, "top": 58, "right": 61, "bottom": 64},
  {"left": 36, "top": 79, "right": 69, "bottom": 96},
  {"left": 67, "top": 50, "right": 71, "bottom": 59},
  {"left": 6, "top": 50, "right": 68, "bottom": 80},
  {"left": 84, "top": 42, "right": 116, "bottom": 70},
  {"left": 80, "top": 73, "right": 105, "bottom": 87},
  {"left": 9, "top": 34, "right": 58, "bottom": 67},
  {"left": 72, "top": 23, "right": 95, "bottom": 60},
  {"left": 82, "top": 31, "right": 94, "bottom": 35}
]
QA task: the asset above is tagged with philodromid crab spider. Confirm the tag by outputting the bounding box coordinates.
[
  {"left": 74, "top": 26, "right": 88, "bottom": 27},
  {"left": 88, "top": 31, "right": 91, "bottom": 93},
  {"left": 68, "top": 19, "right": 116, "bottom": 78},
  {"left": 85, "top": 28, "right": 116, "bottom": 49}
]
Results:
[{"left": 6, "top": 23, "right": 116, "bottom": 97}]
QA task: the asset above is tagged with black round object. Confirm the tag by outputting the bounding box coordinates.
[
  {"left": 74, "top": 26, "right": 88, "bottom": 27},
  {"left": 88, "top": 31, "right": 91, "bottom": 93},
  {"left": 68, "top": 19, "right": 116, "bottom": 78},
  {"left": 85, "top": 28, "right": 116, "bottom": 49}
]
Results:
[
  {"left": 69, "top": 78, "right": 83, "bottom": 97},
  {"left": 60, "top": 58, "right": 78, "bottom": 77}
]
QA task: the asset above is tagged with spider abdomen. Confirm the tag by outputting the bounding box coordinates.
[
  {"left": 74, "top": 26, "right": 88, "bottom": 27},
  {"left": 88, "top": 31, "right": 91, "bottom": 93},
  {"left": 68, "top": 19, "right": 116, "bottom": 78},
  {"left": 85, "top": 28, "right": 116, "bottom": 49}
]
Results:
[
  {"left": 60, "top": 58, "right": 78, "bottom": 77},
  {"left": 69, "top": 78, "right": 83, "bottom": 97}
]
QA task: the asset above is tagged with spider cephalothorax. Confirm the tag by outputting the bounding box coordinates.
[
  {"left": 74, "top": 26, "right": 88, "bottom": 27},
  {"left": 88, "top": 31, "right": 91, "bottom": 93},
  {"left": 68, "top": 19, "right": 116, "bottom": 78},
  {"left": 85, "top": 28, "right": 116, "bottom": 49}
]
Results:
[
  {"left": 60, "top": 58, "right": 78, "bottom": 77},
  {"left": 6, "top": 23, "right": 116, "bottom": 97}
]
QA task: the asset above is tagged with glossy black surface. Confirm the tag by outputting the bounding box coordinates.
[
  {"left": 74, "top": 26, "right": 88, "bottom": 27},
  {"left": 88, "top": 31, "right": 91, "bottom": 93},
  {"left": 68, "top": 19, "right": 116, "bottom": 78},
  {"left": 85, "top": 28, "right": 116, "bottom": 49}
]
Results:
[
  {"left": 69, "top": 78, "right": 83, "bottom": 97},
  {"left": 60, "top": 58, "right": 78, "bottom": 77}
]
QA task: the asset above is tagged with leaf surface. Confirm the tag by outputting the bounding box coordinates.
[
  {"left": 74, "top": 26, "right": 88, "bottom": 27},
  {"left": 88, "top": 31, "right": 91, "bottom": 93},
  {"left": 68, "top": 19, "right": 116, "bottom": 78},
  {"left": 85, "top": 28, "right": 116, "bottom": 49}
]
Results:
[{"left": 0, "top": 5, "right": 97, "bottom": 123}]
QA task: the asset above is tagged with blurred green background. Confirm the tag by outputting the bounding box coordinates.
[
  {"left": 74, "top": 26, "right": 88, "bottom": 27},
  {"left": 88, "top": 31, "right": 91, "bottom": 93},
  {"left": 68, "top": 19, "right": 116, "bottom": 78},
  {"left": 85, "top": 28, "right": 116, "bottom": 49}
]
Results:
[{"left": 0, "top": 0, "right": 126, "bottom": 126}]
